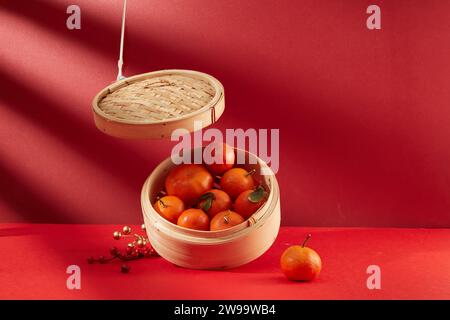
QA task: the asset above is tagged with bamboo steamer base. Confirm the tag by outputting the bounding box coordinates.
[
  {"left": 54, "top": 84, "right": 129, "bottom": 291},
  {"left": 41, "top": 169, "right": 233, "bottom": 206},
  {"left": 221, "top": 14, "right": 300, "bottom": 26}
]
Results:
[{"left": 141, "top": 149, "right": 281, "bottom": 269}]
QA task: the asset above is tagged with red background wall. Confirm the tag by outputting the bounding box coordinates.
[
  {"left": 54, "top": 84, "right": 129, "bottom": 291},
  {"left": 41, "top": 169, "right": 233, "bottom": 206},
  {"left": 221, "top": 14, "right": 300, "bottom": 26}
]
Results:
[{"left": 1, "top": 0, "right": 449, "bottom": 227}]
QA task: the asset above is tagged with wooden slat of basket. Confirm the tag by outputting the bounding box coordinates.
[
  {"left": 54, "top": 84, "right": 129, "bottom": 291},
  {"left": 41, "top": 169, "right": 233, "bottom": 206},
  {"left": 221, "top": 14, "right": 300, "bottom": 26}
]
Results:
[
  {"left": 98, "top": 74, "right": 216, "bottom": 122},
  {"left": 110, "top": 98, "right": 181, "bottom": 116}
]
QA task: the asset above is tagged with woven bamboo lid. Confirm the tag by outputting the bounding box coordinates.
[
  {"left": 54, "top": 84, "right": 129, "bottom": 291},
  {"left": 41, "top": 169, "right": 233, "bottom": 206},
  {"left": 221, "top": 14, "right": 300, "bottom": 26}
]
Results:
[{"left": 92, "top": 69, "right": 225, "bottom": 139}]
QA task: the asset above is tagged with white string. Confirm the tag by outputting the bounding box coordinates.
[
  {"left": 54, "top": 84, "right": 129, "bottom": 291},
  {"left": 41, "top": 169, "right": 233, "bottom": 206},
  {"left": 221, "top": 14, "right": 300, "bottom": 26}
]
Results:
[{"left": 117, "top": 0, "right": 127, "bottom": 81}]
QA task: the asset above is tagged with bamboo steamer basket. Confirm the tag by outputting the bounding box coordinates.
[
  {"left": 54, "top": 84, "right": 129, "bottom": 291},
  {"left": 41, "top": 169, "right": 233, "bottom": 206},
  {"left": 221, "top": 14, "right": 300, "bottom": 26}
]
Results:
[
  {"left": 141, "top": 148, "right": 281, "bottom": 269},
  {"left": 92, "top": 70, "right": 281, "bottom": 269},
  {"left": 92, "top": 69, "right": 225, "bottom": 139}
]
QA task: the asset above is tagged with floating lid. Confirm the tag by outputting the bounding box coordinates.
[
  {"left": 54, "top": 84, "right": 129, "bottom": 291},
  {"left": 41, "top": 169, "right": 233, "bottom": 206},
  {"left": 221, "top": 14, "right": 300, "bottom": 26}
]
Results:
[{"left": 92, "top": 69, "right": 225, "bottom": 139}]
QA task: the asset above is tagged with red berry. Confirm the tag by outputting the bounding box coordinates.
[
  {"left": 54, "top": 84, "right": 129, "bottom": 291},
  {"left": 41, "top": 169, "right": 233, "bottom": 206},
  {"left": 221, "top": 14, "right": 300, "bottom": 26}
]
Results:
[{"left": 121, "top": 264, "right": 131, "bottom": 274}]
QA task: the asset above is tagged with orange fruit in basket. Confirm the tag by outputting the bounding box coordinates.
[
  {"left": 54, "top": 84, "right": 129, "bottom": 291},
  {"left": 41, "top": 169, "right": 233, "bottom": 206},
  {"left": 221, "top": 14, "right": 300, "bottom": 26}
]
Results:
[
  {"left": 220, "top": 168, "right": 256, "bottom": 199},
  {"left": 177, "top": 208, "right": 210, "bottom": 231},
  {"left": 153, "top": 196, "right": 185, "bottom": 224},
  {"left": 280, "top": 234, "right": 322, "bottom": 281},
  {"left": 210, "top": 210, "right": 245, "bottom": 231},
  {"left": 234, "top": 186, "right": 268, "bottom": 219},
  {"left": 205, "top": 142, "right": 235, "bottom": 175},
  {"left": 197, "top": 189, "right": 232, "bottom": 218},
  {"left": 165, "top": 164, "right": 213, "bottom": 207}
]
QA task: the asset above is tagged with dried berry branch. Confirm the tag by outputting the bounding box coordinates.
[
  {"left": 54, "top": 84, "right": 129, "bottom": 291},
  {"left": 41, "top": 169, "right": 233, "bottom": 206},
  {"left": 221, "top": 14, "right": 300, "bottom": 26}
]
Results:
[{"left": 87, "top": 224, "right": 159, "bottom": 273}]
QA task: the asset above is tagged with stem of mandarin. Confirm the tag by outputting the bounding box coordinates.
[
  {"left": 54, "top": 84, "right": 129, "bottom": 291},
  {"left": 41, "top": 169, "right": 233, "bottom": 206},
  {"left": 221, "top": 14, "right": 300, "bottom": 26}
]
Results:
[
  {"left": 159, "top": 199, "right": 168, "bottom": 208},
  {"left": 302, "top": 234, "right": 312, "bottom": 248},
  {"left": 246, "top": 169, "right": 256, "bottom": 177}
]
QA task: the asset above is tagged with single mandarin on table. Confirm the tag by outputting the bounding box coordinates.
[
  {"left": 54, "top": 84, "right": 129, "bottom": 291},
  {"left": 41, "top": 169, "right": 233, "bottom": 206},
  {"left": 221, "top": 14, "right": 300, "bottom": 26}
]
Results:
[{"left": 280, "top": 234, "right": 322, "bottom": 281}]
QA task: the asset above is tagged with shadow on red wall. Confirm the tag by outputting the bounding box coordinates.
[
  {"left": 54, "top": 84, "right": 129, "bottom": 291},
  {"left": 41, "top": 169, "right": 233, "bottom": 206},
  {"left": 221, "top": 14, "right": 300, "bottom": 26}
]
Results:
[{"left": 0, "top": 0, "right": 449, "bottom": 226}]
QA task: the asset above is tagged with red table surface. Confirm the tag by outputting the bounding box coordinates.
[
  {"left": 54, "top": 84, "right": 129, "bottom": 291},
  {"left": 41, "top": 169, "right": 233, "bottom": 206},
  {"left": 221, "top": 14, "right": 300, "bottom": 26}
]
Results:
[{"left": 0, "top": 223, "right": 449, "bottom": 300}]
